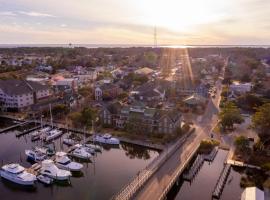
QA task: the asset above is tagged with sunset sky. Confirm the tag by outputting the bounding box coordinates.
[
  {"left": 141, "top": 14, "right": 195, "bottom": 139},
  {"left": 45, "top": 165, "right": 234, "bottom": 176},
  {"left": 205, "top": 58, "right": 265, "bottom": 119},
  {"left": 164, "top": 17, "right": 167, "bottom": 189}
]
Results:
[{"left": 0, "top": 0, "right": 269, "bottom": 45}]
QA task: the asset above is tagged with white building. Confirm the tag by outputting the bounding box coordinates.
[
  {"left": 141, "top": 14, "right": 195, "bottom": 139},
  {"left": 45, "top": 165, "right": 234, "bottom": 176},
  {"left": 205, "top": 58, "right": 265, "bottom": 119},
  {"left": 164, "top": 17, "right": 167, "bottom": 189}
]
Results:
[
  {"left": 230, "top": 82, "right": 252, "bottom": 94},
  {"left": 0, "top": 80, "right": 50, "bottom": 111},
  {"left": 241, "top": 187, "right": 264, "bottom": 200}
]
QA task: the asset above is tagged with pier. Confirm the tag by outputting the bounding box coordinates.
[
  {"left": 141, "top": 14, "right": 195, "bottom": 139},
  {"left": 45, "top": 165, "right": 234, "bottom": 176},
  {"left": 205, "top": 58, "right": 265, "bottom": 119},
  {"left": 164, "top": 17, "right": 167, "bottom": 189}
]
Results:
[
  {"left": 212, "top": 164, "right": 231, "bottom": 199},
  {"left": 183, "top": 154, "right": 204, "bottom": 181},
  {"left": 0, "top": 121, "right": 30, "bottom": 134},
  {"left": 204, "top": 147, "right": 218, "bottom": 162},
  {"left": 15, "top": 125, "right": 41, "bottom": 137}
]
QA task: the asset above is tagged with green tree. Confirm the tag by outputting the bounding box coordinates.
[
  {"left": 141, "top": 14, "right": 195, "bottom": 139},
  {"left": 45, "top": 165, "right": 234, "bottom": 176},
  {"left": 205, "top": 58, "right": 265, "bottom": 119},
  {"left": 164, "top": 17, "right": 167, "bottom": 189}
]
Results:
[
  {"left": 236, "top": 93, "right": 264, "bottom": 112},
  {"left": 234, "top": 136, "right": 249, "bottom": 151},
  {"left": 219, "top": 102, "right": 244, "bottom": 131},
  {"left": 252, "top": 103, "right": 270, "bottom": 143}
]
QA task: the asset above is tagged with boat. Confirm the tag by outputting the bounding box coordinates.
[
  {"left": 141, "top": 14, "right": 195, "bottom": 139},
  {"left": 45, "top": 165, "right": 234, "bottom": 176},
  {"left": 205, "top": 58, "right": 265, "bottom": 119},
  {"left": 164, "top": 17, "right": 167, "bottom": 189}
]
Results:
[
  {"left": 70, "top": 145, "right": 92, "bottom": 160},
  {"left": 25, "top": 149, "right": 47, "bottom": 162},
  {"left": 37, "top": 174, "right": 53, "bottom": 185},
  {"left": 55, "top": 152, "right": 83, "bottom": 172},
  {"left": 63, "top": 138, "right": 77, "bottom": 146},
  {"left": 35, "top": 144, "right": 55, "bottom": 156},
  {"left": 40, "top": 160, "right": 71, "bottom": 181},
  {"left": 85, "top": 143, "right": 102, "bottom": 152},
  {"left": 31, "top": 127, "right": 51, "bottom": 141},
  {"left": 0, "top": 163, "right": 36, "bottom": 186},
  {"left": 44, "top": 129, "right": 63, "bottom": 141},
  {"left": 93, "top": 134, "right": 120, "bottom": 145}
]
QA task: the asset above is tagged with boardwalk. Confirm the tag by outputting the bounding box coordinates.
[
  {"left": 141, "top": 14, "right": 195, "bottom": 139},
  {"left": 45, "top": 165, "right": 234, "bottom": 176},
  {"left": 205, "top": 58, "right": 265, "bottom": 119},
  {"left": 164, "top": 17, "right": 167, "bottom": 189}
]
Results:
[{"left": 133, "top": 129, "right": 206, "bottom": 200}]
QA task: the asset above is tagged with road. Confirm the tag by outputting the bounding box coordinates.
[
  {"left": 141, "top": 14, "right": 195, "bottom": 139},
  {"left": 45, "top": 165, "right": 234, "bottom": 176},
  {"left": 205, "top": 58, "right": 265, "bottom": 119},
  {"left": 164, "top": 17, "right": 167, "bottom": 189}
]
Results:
[
  {"left": 134, "top": 85, "right": 223, "bottom": 200},
  {"left": 134, "top": 59, "right": 227, "bottom": 200}
]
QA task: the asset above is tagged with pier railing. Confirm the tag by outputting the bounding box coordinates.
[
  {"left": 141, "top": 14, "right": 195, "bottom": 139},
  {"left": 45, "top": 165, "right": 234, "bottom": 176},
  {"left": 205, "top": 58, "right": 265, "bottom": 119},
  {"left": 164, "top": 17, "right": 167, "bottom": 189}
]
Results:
[{"left": 113, "top": 128, "right": 195, "bottom": 200}]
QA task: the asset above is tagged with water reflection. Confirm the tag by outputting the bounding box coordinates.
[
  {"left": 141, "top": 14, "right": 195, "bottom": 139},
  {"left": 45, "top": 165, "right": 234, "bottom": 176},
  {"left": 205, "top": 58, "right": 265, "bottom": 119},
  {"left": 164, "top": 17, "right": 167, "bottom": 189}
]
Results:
[{"left": 121, "top": 143, "right": 151, "bottom": 160}]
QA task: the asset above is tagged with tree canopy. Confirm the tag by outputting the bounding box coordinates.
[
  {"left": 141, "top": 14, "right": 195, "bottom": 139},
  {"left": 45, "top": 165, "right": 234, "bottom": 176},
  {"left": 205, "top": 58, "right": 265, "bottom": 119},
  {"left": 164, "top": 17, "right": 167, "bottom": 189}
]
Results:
[
  {"left": 252, "top": 103, "right": 270, "bottom": 143},
  {"left": 219, "top": 102, "right": 244, "bottom": 130}
]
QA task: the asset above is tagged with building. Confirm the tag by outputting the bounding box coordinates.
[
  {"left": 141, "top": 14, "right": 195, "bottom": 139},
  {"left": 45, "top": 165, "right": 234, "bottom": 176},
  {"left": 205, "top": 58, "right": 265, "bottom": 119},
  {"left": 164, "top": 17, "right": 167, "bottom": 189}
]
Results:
[
  {"left": 55, "top": 78, "right": 78, "bottom": 92},
  {"left": 241, "top": 187, "right": 264, "bottom": 200},
  {"left": 100, "top": 101, "right": 182, "bottom": 134},
  {"left": 230, "top": 82, "right": 252, "bottom": 94},
  {"left": 183, "top": 93, "right": 207, "bottom": 107},
  {"left": 0, "top": 79, "right": 50, "bottom": 111},
  {"left": 95, "top": 83, "right": 122, "bottom": 101},
  {"left": 134, "top": 67, "right": 154, "bottom": 76}
]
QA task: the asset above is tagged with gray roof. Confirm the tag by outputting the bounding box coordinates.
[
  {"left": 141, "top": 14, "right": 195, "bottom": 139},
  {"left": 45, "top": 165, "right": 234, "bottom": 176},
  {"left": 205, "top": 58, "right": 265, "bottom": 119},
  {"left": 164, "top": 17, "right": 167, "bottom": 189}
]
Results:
[{"left": 0, "top": 79, "right": 49, "bottom": 95}]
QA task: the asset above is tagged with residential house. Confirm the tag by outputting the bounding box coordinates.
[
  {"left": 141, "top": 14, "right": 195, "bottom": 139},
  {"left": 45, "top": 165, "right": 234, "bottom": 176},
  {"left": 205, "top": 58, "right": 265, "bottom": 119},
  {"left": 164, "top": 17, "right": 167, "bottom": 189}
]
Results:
[
  {"left": 95, "top": 83, "right": 122, "bottom": 101},
  {"left": 230, "top": 82, "right": 252, "bottom": 94},
  {"left": 134, "top": 67, "right": 154, "bottom": 77},
  {"left": 100, "top": 101, "right": 182, "bottom": 134},
  {"left": 0, "top": 79, "right": 50, "bottom": 111}
]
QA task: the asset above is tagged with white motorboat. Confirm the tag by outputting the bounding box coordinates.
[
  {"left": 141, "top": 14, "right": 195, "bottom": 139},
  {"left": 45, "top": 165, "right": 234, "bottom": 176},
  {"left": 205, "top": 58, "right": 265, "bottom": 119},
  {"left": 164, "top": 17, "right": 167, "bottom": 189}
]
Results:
[
  {"left": 71, "top": 145, "right": 92, "bottom": 160},
  {"left": 45, "top": 129, "right": 63, "bottom": 141},
  {"left": 35, "top": 145, "right": 55, "bottom": 156},
  {"left": 55, "top": 152, "right": 83, "bottom": 172},
  {"left": 25, "top": 149, "right": 47, "bottom": 162},
  {"left": 0, "top": 163, "right": 36, "bottom": 186},
  {"left": 37, "top": 174, "right": 53, "bottom": 185},
  {"left": 93, "top": 134, "right": 120, "bottom": 145},
  {"left": 85, "top": 143, "right": 102, "bottom": 152},
  {"left": 40, "top": 160, "right": 71, "bottom": 181},
  {"left": 63, "top": 138, "right": 77, "bottom": 146}
]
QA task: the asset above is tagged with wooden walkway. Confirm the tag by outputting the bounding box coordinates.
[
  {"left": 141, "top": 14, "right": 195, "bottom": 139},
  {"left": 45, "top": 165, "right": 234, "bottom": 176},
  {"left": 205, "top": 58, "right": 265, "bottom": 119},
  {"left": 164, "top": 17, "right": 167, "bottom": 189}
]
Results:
[
  {"left": 183, "top": 154, "right": 204, "bottom": 181},
  {"left": 212, "top": 164, "right": 231, "bottom": 199},
  {"left": 0, "top": 121, "right": 30, "bottom": 133}
]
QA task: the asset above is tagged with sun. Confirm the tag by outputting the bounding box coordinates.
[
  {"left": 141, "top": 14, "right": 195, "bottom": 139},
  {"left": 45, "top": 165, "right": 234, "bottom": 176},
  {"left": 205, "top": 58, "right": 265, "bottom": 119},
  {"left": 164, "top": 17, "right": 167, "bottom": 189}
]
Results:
[{"left": 135, "top": 0, "right": 226, "bottom": 32}]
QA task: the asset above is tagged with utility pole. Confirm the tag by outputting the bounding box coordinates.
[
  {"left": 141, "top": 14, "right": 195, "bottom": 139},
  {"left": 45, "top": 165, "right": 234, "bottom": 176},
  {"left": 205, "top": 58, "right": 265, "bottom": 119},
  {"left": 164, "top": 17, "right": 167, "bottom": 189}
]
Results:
[{"left": 154, "top": 26, "right": 157, "bottom": 48}]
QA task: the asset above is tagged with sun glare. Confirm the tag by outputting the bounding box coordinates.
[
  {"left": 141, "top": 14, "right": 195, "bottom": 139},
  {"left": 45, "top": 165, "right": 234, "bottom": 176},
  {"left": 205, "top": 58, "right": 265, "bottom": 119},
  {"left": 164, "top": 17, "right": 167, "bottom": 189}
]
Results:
[{"left": 136, "top": 0, "right": 226, "bottom": 32}]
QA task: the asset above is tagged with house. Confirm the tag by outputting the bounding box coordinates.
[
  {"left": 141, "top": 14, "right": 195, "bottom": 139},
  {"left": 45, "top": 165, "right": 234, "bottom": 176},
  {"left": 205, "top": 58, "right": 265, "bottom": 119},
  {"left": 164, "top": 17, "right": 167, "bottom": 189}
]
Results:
[
  {"left": 100, "top": 101, "right": 182, "bottom": 134},
  {"left": 95, "top": 83, "right": 122, "bottom": 101},
  {"left": 134, "top": 67, "right": 154, "bottom": 76},
  {"left": 241, "top": 187, "right": 264, "bottom": 200},
  {"left": 55, "top": 78, "right": 78, "bottom": 92},
  {"left": 183, "top": 93, "right": 207, "bottom": 107},
  {"left": 111, "top": 68, "right": 124, "bottom": 79},
  {"left": 230, "top": 82, "right": 252, "bottom": 94},
  {"left": 0, "top": 79, "right": 50, "bottom": 111}
]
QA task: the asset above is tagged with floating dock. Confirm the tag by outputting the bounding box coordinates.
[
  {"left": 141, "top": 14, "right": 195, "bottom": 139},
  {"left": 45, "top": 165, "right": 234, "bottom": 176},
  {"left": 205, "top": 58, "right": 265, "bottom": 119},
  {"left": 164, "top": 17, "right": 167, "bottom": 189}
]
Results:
[
  {"left": 212, "top": 164, "right": 231, "bottom": 199},
  {"left": 15, "top": 125, "right": 41, "bottom": 137},
  {"left": 204, "top": 147, "right": 218, "bottom": 162},
  {"left": 0, "top": 121, "right": 30, "bottom": 134},
  {"left": 183, "top": 154, "right": 204, "bottom": 181}
]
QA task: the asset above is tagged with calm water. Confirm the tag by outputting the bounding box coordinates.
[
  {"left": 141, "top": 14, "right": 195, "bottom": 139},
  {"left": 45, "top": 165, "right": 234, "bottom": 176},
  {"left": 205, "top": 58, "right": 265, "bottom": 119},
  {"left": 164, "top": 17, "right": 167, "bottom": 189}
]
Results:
[
  {"left": 0, "top": 125, "right": 159, "bottom": 200},
  {"left": 168, "top": 150, "right": 243, "bottom": 200}
]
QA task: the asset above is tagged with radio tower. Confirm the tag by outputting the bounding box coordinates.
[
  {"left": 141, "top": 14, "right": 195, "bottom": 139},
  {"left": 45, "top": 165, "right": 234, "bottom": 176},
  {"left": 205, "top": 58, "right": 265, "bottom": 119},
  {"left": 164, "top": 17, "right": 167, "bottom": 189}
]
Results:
[{"left": 154, "top": 26, "right": 157, "bottom": 48}]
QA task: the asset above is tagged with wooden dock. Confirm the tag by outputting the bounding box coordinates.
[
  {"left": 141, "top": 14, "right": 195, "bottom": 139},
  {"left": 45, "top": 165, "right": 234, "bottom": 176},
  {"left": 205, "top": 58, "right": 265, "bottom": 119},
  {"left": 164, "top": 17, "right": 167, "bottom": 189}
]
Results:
[
  {"left": 183, "top": 154, "right": 204, "bottom": 181},
  {"left": 204, "top": 147, "right": 218, "bottom": 162},
  {"left": 15, "top": 125, "right": 41, "bottom": 137},
  {"left": 0, "top": 121, "right": 30, "bottom": 134},
  {"left": 212, "top": 164, "right": 231, "bottom": 199}
]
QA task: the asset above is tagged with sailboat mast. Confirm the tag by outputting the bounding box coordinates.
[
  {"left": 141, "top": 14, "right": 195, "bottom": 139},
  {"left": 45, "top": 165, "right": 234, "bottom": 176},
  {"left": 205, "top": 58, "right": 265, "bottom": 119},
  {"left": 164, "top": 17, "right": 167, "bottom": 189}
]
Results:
[{"left": 49, "top": 104, "right": 53, "bottom": 128}]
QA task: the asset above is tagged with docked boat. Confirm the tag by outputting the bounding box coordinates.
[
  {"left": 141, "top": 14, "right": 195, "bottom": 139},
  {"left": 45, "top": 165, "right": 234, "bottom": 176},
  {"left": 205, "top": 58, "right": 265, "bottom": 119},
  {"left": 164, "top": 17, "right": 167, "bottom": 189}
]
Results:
[
  {"left": 40, "top": 160, "right": 71, "bottom": 181},
  {"left": 63, "top": 138, "right": 77, "bottom": 146},
  {"left": 37, "top": 174, "right": 53, "bottom": 185},
  {"left": 93, "top": 134, "right": 120, "bottom": 145},
  {"left": 31, "top": 127, "right": 51, "bottom": 141},
  {"left": 35, "top": 144, "right": 55, "bottom": 156},
  {"left": 55, "top": 152, "right": 83, "bottom": 172},
  {"left": 0, "top": 163, "right": 36, "bottom": 186},
  {"left": 70, "top": 145, "right": 92, "bottom": 160},
  {"left": 85, "top": 143, "right": 102, "bottom": 152},
  {"left": 25, "top": 149, "right": 47, "bottom": 162},
  {"left": 44, "top": 129, "right": 63, "bottom": 141}
]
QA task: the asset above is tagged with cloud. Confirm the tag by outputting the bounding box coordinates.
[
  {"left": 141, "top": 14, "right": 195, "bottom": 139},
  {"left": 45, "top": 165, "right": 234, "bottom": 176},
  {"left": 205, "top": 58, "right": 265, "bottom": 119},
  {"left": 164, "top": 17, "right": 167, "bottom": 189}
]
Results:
[
  {"left": 60, "top": 24, "right": 67, "bottom": 28},
  {"left": 19, "top": 11, "right": 56, "bottom": 17},
  {"left": 0, "top": 11, "right": 17, "bottom": 16}
]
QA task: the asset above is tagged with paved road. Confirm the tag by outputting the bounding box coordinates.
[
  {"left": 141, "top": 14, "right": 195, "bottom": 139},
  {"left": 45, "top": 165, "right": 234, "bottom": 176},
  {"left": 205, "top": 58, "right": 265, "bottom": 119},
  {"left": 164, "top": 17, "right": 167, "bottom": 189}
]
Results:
[
  {"left": 134, "top": 93, "right": 222, "bottom": 200},
  {"left": 134, "top": 60, "right": 227, "bottom": 200}
]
